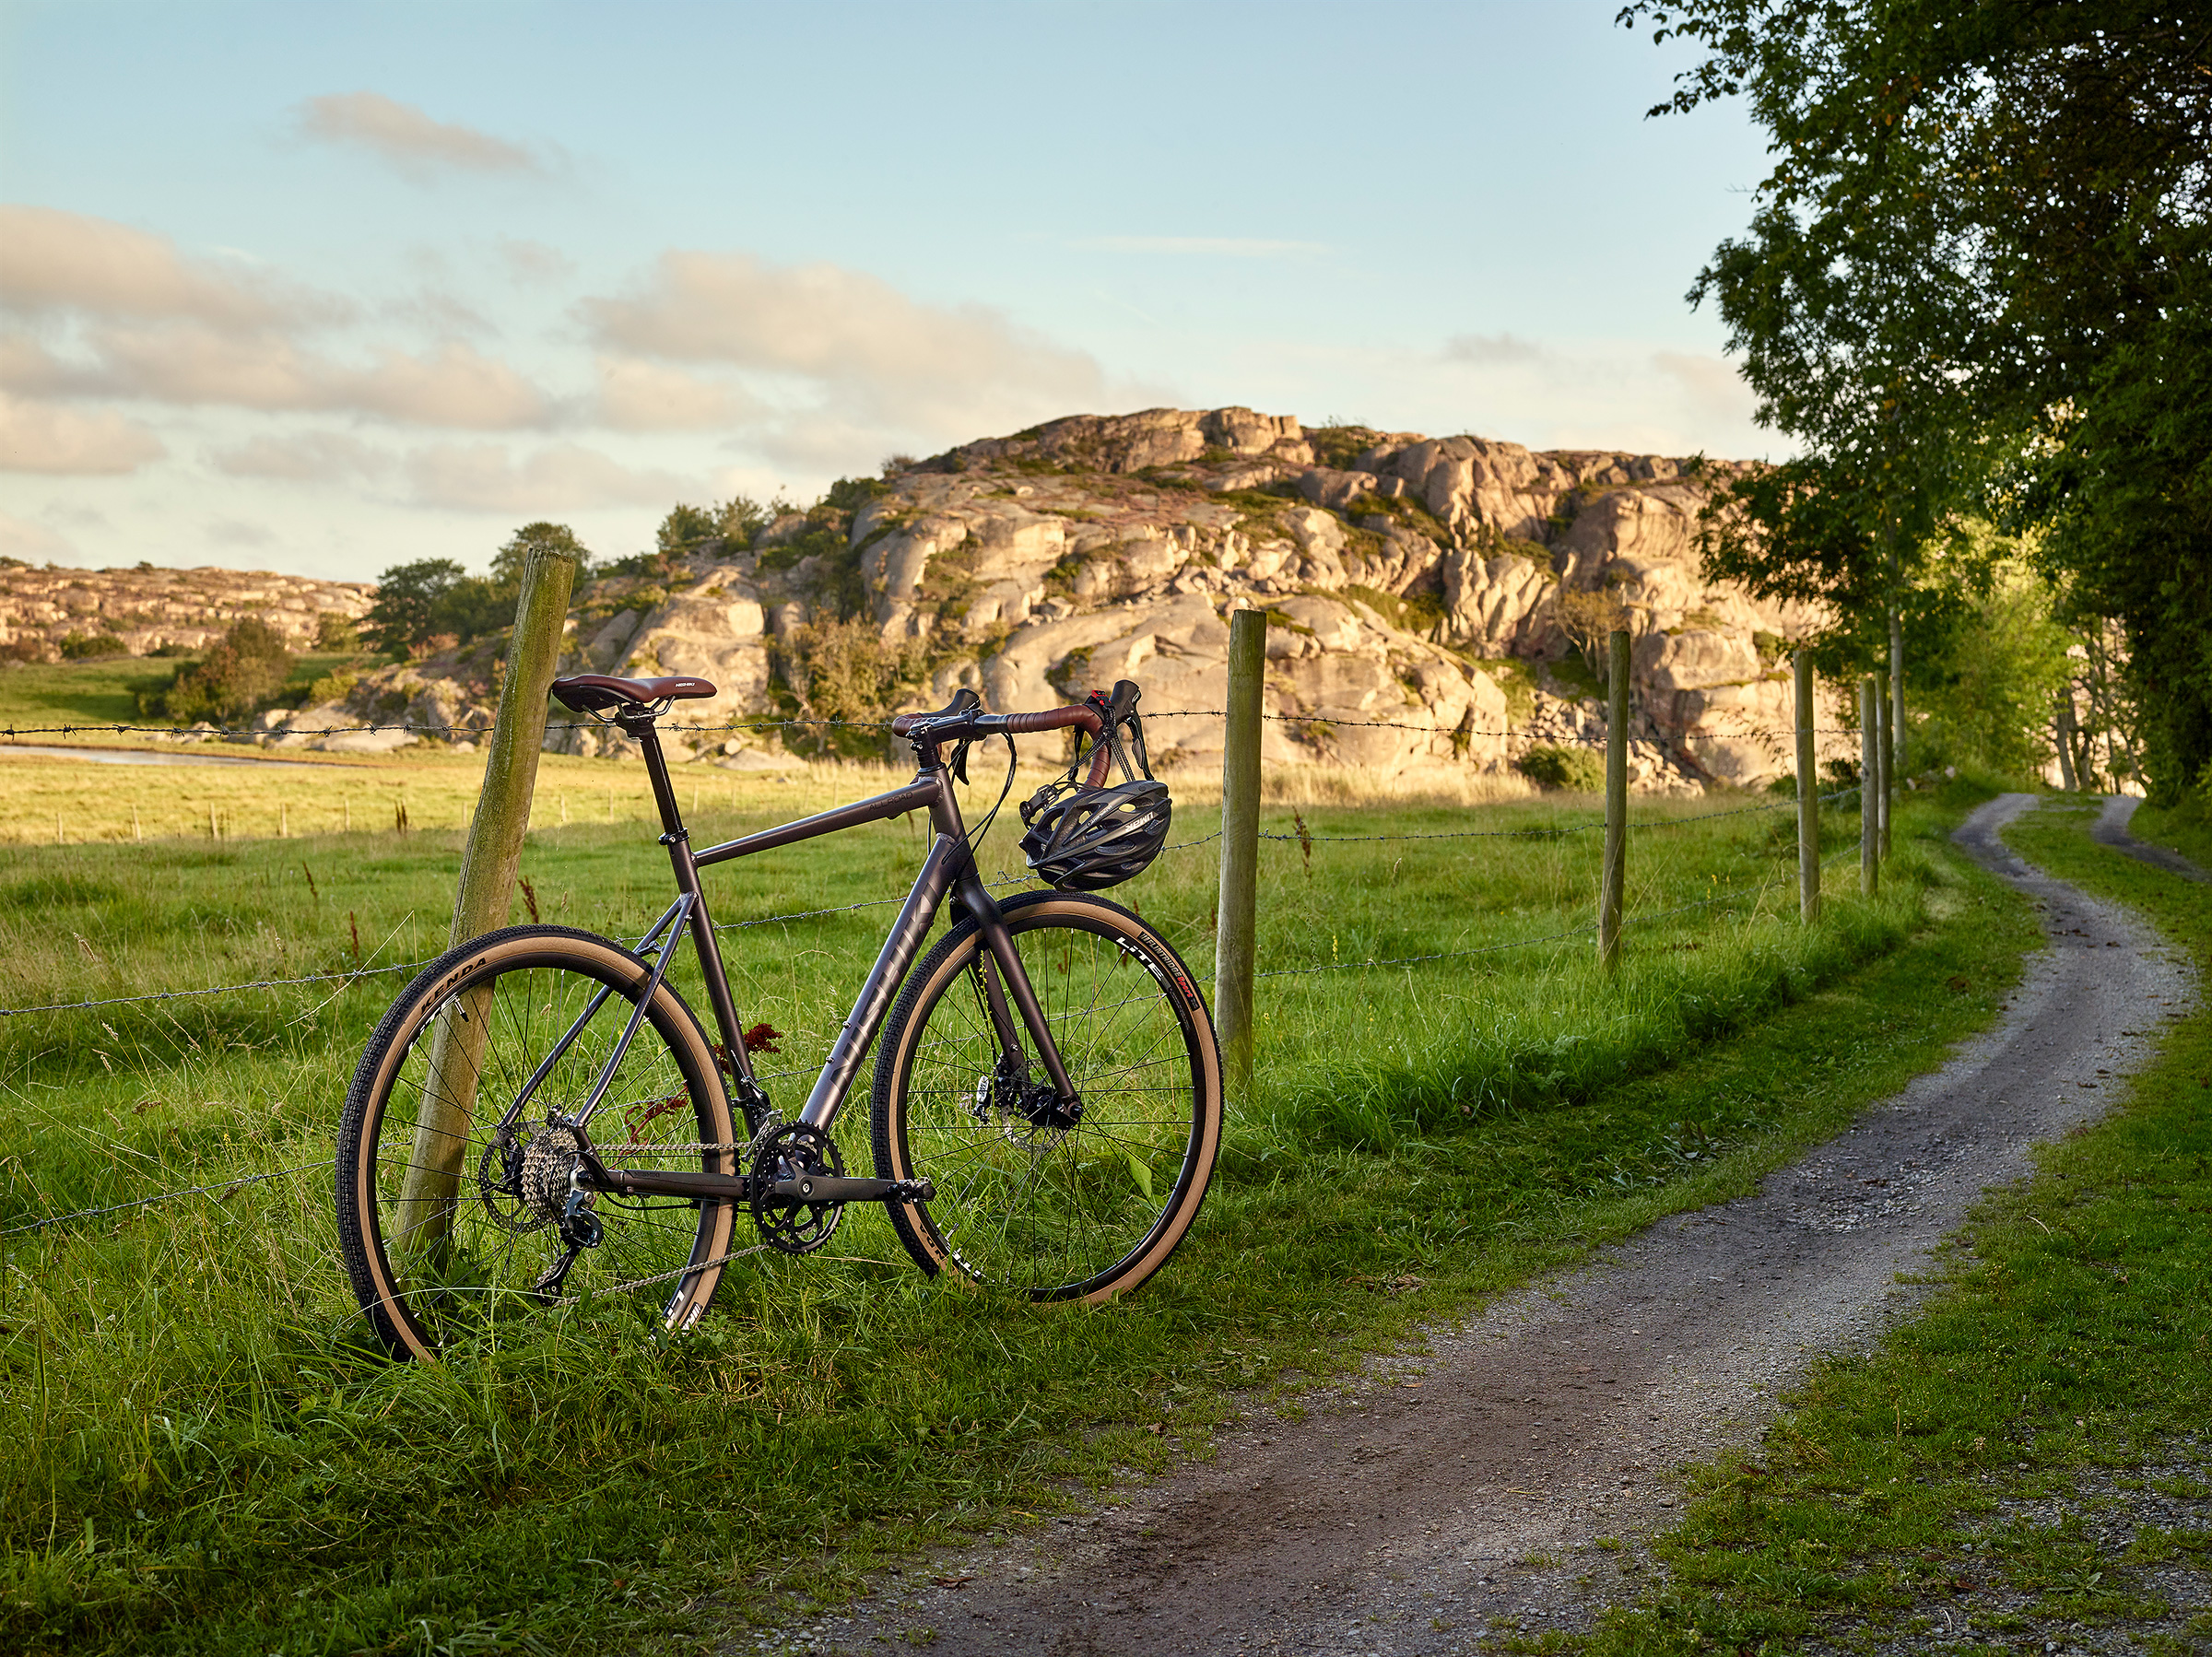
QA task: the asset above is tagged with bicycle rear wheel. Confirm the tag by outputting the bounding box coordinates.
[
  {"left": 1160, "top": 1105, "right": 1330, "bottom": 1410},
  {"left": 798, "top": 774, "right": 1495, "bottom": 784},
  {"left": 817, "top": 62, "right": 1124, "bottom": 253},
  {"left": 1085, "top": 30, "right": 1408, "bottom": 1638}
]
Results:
[
  {"left": 336, "top": 924, "right": 739, "bottom": 1361},
  {"left": 870, "top": 891, "right": 1222, "bottom": 1302}
]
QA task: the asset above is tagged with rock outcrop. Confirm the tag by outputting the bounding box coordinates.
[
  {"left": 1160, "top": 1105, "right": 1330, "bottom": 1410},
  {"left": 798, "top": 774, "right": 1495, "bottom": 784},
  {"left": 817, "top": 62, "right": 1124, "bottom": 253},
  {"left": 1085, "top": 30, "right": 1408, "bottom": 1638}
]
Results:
[
  {"left": 326, "top": 408, "right": 1843, "bottom": 790},
  {"left": 0, "top": 561, "right": 371, "bottom": 658}
]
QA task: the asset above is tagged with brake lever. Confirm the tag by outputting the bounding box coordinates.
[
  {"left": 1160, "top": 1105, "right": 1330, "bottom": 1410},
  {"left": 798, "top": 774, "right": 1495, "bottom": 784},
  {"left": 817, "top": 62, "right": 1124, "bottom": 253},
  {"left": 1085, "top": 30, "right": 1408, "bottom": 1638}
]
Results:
[{"left": 949, "top": 735, "right": 974, "bottom": 785}]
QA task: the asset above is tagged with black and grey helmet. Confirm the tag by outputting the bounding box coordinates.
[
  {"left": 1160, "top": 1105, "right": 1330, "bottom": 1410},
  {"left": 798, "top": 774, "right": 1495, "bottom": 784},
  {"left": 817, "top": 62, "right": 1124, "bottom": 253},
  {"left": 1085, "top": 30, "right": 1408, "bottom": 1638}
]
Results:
[{"left": 1019, "top": 779, "right": 1173, "bottom": 891}]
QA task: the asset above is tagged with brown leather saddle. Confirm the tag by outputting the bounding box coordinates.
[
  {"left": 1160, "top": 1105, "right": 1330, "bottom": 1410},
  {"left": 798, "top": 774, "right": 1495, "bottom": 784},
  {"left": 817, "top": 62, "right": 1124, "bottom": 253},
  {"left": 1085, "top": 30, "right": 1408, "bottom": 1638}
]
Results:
[{"left": 551, "top": 674, "right": 719, "bottom": 714}]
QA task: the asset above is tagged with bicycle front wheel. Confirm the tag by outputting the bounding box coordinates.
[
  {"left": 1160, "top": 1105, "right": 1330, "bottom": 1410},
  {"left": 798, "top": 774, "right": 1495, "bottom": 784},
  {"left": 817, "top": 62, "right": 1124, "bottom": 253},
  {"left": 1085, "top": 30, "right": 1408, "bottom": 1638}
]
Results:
[
  {"left": 336, "top": 924, "right": 739, "bottom": 1361},
  {"left": 871, "top": 891, "right": 1223, "bottom": 1302}
]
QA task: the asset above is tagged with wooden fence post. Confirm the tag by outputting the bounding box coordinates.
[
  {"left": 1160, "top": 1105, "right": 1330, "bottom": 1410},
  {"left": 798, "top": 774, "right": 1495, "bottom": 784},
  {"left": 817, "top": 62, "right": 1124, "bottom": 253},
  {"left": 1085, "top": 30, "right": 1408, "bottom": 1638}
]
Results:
[
  {"left": 1860, "top": 676, "right": 1880, "bottom": 895},
  {"left": 1214, "top": 606, "right": 1265, "bottom": 1104},
  {"left": 1794, "top": 650, "right": 1819, "bottom": 923},
  {"left": 1877, "top": 669, "right": 1893, "bottom": 861},
  {"left": 395, "top": 542, "right": 578, "bottom": 1251},
  {"left": 1599, "top": 628, "right": 1630, "bottom": 973}
]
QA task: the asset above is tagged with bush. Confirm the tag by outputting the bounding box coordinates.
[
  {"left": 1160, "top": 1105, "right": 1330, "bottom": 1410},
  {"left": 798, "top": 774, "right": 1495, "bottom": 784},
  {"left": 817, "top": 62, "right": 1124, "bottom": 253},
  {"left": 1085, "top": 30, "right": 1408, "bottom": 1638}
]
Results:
[
  {"left": 769, "top": 617, "right": 926, "bottom": 760},
  {"left": 0, "top": 637, "right": 48, "bottom": 664},
  {"left": 59, "top": 632, "right": 128, "bottom": 659},
  {"left": 1516, "top": 745, "right": 1607, "bottom": 791},
  {"left": 313, "top": 611, "right": 359, "bottom": 651},
  {"left": 151, "top": 618, "right": 293, "bottom": 723}
]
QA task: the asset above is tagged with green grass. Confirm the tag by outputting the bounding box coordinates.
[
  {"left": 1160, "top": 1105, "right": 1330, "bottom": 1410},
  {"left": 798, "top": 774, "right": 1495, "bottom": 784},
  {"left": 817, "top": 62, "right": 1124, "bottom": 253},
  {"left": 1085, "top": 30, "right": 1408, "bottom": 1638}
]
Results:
[
  {"left": 1578, "top": 794, "right": 2212, "bottom": 1656},
  {"left": 0, "top": 778, "right": 2032, "bottom": 1653}
]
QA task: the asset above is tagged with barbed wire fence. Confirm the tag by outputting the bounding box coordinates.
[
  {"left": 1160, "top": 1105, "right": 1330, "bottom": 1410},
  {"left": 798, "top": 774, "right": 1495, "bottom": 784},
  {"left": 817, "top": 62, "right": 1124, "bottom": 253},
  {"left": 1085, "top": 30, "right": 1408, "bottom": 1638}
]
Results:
[{"left": 2, "top": 631, "right": 1891, "bottom": 1240}]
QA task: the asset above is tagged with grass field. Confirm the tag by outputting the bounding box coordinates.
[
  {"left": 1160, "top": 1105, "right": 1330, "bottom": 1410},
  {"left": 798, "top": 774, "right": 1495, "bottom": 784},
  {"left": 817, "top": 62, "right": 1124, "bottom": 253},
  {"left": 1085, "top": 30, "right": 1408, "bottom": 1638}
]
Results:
[
  {"left": 0, "top": 750, "right": 2033, "bottom": 1654},
  {"left": 1578, "top": 797, "right": 2212, "bottom": 1655}
]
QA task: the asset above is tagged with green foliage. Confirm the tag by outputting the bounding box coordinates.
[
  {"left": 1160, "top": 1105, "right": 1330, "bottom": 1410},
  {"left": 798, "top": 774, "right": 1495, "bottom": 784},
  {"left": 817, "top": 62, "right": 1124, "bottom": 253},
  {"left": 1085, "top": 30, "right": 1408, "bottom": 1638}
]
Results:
[
  {"left": 361, "top": 558, "right": 466, "bottom": 657},
  {"left": 1341, "top": 582, "right": 1446, "bottom": 635},
  {"left": 370, "top": 523, "right": 587, "bottom": 659},
  {"left": 768, "top": 616, "right": 926, "bottom": 758},
  {"left": 491, "top": 521, "right": 591, "bottom": 588},
  {"left": 1307, "top": 424, "right": 1384, "bottom": 469},
  {"left": 312, "top": 611, "right": 357, "bottom": 652},
  {"left": 1911, "top": 554, "right": 2071, "bottom": 781},
  {"left": 1628, "top": 0, "right": 2212, "bottom": 797},
  {"left": 150, "top": 619, "right": 293, "bottom": 723},
  {"left": 58, "top": 632, "right": 127, "bottom": 660},
  {"left": 1516, "top": 745, "right": 1606, "bottom": 792}
]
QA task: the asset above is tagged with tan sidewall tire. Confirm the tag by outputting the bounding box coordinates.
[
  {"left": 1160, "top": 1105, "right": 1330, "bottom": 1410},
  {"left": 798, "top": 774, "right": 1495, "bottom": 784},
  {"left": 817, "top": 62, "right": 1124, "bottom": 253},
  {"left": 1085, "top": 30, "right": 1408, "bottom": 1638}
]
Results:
[
  {"left": 340, "top": 927, "right": 736, "bottom": 1361},
  {"left": 876, "top": 894, "right": 1222, "bottom": 1304}
]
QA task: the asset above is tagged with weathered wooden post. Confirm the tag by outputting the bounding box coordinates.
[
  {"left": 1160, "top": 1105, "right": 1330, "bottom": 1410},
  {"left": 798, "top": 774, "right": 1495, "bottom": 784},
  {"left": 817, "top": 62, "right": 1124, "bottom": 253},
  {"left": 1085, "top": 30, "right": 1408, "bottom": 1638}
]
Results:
[
  {"left": 395, "top": 541, "right": 578, "bottom": 1252},
  {"left": 1859, "top": 676, "right": 1880, "bottom": 895},
  {"left": 1889, "top": 609, "right": 1907, "bottom": 775},
  {"left": 1794, "top": 650, "right": 1819, "bottom": 923},
  {"left": 1877, "top": 671, "right": 1893, "bottom": 861},
  {"left": 1214, "top": 605, "right": 1266, "bottom": 1104},
  {"left": 1598, "top": 628, "right": 1630, "bottom": 973}
]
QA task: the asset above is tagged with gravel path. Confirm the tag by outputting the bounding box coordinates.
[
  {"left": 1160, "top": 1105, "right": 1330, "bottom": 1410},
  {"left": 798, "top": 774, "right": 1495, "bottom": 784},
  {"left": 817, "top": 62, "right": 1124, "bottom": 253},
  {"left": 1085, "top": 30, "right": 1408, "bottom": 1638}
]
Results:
[{"left": 799, "top": 794, "right": 2194, "bottom": 1657}]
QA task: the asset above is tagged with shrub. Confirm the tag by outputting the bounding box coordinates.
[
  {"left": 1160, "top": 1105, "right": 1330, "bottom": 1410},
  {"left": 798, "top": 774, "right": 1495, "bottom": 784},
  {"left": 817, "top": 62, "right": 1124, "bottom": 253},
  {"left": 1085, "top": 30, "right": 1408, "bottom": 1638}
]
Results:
[
  {"left": 769, "top": 617, "right": 926, "bottom": 760},
  {"left": 153, "top": 618, "right": 293, "bottom": 723},
  {"left": 1516, "top": 745, "right": 1606, "bottom": 792},
  {"left": 0, "top": 637, "right": 48, "bottom": 664},
  {"left": 313, "top": 611, "right": 359, "bottom": 651},
  {"left": 59, "top": 632, "right": 128, "bottom": 659}
]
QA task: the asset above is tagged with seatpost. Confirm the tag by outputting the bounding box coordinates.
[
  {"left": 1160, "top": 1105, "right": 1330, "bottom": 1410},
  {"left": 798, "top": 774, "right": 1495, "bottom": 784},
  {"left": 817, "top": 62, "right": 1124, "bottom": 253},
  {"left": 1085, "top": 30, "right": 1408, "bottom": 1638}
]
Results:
[{"left": 618, "top": 709, "right": 767, "bottom": 1122}]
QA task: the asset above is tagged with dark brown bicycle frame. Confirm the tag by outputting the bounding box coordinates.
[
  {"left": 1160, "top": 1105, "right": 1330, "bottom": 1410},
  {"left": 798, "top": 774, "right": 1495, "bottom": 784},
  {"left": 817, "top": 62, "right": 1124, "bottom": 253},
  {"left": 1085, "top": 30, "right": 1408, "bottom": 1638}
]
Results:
[{"left": 491, "top": 708, "right": 1077, "bottom": 1207}]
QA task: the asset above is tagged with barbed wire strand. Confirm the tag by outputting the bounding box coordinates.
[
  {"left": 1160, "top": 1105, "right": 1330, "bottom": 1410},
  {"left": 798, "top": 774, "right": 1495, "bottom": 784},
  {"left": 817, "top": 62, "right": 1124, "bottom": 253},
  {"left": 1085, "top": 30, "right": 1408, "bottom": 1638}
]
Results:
[
  {"left": 1, "top": 1158, "right": 334, "bottom": 1239},
  {"left": 3, "top": 828, "right": 1901, "bottom": 1233}
]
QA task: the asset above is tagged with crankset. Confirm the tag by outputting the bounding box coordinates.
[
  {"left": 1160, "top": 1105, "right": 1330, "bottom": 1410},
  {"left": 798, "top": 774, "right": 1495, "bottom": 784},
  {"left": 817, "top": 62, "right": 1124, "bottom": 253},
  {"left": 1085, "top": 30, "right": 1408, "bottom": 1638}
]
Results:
[{"left": 748, "top": 1122, "right": 846, "bottom": 1255}]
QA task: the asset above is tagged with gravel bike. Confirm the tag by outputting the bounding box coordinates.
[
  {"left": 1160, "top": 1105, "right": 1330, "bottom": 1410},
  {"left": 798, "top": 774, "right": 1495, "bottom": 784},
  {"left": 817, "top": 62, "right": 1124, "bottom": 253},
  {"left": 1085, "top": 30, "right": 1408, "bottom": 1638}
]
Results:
[{"left": 335, "top": 674, "right": 1222, "bottom": 1361}]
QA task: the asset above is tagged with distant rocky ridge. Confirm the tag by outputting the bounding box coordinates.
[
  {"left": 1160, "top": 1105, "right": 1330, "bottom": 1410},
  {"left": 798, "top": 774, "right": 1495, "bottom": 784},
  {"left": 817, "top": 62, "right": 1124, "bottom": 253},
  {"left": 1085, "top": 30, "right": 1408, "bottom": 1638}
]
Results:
[
  {"left": 0, "top": 560, "right": 372, "bottom": 658},
  {"left": 95, "top": 408, "right": 1846, "bottom": 791}
]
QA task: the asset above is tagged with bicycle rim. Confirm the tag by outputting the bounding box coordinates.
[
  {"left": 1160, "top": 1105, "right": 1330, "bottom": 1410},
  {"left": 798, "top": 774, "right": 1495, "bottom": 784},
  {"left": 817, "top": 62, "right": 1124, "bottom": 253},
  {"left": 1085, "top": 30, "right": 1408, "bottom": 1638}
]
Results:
[
  {"left": 338, "top": 928, "right": 736, "bottom": 1359},
  {"left": 875, "top": 897, "right": 1220, "bottom": 1301}
]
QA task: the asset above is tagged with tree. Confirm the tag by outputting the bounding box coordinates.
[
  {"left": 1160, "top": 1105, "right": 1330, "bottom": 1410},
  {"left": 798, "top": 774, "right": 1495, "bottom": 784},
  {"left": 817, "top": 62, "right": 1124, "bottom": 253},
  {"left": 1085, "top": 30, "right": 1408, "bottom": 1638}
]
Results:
[
  {"left": 158, "top": 618, "right": 294, "bottom": 723},
  {"left": 363, "top": 558, "right": 465, "bottom": 657},
  {"left": 491, "top": 522, "right": 590, "bottom": 589},
  {"left": 1619, "top": 0, "right": 2212, "bottom": 796}
]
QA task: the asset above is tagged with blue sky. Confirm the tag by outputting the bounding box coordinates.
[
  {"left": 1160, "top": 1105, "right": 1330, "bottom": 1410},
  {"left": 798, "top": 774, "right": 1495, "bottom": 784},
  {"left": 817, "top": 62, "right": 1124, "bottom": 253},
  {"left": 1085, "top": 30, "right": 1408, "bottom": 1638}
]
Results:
[{"left": 0, "top": 0, "right": 1775, "bottom": 582}]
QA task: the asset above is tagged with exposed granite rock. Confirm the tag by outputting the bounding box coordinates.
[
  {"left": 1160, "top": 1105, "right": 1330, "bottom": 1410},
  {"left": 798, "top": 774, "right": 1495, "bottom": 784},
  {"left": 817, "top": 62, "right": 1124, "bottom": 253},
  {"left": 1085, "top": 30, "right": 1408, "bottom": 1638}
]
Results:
[
  {"left": 324, "top": 408, "right": 1843, "bottom": 790},
  {"left": 0, "top": 562, "right": 371, "bottom": 658}
]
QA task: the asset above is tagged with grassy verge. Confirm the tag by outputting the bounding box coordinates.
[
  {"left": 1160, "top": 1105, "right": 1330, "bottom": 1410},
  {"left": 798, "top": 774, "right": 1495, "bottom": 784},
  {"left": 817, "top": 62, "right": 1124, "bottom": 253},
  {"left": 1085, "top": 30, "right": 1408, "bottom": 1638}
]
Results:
[
  {"left": 1578, "top": 794, "right": 2212, "bottom": 1657},
  {"left": 0, "top": 776, "right": 2030, "bottom": 1654}
]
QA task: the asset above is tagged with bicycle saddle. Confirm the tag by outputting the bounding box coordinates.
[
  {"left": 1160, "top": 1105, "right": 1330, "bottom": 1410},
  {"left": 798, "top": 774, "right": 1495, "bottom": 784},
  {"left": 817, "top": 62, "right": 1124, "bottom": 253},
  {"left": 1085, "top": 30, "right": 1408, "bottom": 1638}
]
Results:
[{"left": 551, "top": 674, "right": 718, "bottom": 713}]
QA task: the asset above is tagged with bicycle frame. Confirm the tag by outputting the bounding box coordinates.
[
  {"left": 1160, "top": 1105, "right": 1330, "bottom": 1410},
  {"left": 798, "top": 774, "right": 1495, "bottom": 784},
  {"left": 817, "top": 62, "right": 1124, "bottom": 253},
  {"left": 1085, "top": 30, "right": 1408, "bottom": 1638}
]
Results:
[{"left": 522, "top": 709, "right": 1077, "bottom": 1205}]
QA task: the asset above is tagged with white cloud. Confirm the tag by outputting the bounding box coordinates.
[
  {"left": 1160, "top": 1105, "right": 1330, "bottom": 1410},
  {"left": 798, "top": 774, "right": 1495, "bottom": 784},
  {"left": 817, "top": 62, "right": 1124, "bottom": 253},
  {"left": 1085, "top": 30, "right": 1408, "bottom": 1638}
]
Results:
[
  {"left": 596, "top": 356, "right": 759, "bottom": 431},
  {"left": 0, "top": 510, "right": 77, "bottom": 564},
  {"left": 497, "top": 238, "right": 577, "bottom": 288},
  {"left": 0, "top": 210, "right": 555, "bottom": 429},
  {"left": 403, "top": 442, "right": 700, "bottom": 512},
  {"left": 206, "top": 517, "right": 276, "bottom": 548},
  {"left": 1653, "top": 350, "right": 1758, "bottom": 424},
  {"left": 0, "top": 205, "right": 335, "bottom": 327},
  {"left": 0, "top": 392, "right": 165, "bottom": 474},
  {"left": 211, "top": 431, "right": 393, "bottom": 483},
  {"left": 294, "top": 92, "right": 544, "bottom": 181},
  {"left": 581, "top": 250, "right": 1107, "bottom": 463},
  {"left": 1071, "top": 236, "right": 1328, "bottom": 258},
  {"left": 1443, "top": 332, "right": 1545, "bottom": 367}
]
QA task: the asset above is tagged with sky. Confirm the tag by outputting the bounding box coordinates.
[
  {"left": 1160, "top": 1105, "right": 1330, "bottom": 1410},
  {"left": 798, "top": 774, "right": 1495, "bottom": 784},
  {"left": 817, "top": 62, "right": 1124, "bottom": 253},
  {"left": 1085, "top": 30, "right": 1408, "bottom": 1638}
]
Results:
[{"left": 0, "top": 0, "right": 1777, "bottom": 583}]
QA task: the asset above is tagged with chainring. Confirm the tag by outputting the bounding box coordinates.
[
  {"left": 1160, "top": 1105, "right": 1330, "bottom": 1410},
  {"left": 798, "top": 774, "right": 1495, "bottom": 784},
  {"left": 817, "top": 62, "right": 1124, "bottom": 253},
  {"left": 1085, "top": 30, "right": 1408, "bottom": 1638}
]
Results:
[{"left": 747, "top": 1122, "right": 844, "bottom": 1255}]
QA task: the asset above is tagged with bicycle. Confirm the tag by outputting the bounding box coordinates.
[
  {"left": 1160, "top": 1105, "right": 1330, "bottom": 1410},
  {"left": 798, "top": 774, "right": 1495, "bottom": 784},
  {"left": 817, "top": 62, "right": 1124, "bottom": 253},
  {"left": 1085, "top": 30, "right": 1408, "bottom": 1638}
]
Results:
[{"left": 335, "top": 674, "right": 1223, "bottom": 1361}]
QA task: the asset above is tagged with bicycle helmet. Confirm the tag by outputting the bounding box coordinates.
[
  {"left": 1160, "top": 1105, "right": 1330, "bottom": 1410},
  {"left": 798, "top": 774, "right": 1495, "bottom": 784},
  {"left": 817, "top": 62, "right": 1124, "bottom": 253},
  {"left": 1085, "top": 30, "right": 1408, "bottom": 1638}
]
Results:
[
  {"left": 1019, "top": 779, "right": 1173, "bottom": 890},
  {"left": 1017, "top": 682, "right": 1173, "bottom": 890}
]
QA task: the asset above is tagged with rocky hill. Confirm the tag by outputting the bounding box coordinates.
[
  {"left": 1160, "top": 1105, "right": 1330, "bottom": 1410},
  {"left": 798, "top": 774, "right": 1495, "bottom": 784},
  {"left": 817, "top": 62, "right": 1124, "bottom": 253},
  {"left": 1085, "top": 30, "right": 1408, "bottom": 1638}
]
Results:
[
  {"left": 0, "top": 560, "right": 372, "bottom": 659},
  {"left": 311, "top": 407, "right": 1841, "bottom": 790}
]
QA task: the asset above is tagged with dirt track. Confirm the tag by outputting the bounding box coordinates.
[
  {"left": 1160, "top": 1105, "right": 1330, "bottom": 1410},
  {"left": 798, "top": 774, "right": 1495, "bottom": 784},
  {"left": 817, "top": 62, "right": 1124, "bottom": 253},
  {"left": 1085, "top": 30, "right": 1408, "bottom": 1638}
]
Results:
[{"left": 806, "top": 794, "right": 2190, "bottom": 1656}]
